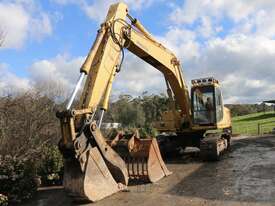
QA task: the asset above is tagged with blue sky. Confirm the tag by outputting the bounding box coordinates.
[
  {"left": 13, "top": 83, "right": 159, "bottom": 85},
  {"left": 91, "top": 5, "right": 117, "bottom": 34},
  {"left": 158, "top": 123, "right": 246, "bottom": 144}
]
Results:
[
  {"left": 1, "top": 0, "right": 275, "bottom": 103},
  {"left": 1, "top": 1, "right": 96, "bottom": 76},
  {"left": 0, "top": 0, "right": 172, "bottom": 76}
]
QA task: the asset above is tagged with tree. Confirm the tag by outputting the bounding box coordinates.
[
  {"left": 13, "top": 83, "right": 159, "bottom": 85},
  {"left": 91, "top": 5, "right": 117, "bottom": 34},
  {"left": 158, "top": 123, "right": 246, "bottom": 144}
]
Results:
[
  {"left": 0, "top": 90, "right": 62, "bottom": 159},
  {"left": 140, "top": 93, "right": 169, "bottom": 126},
  {"left": 104, "top": 93, "right": 169, "bottom": 130},
  {"left": 108, "top": 95, "right": 145, "bottom": 127}
]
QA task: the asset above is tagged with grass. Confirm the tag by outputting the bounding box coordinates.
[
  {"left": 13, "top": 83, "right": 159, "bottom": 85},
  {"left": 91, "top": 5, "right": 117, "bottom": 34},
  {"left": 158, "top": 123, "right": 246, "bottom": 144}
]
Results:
[{"left": 232, "top": 111, "right": 275, "bottom": 135}]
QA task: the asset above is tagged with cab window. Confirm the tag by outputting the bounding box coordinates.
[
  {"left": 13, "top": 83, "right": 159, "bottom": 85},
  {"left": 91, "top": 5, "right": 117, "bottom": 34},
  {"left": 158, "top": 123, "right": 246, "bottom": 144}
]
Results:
[{"left": 192, "top": 86, "right": 215, "bottom": 125}]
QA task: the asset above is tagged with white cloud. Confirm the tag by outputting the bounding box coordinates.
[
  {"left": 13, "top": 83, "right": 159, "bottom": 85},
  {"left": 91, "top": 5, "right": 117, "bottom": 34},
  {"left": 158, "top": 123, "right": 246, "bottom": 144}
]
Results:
[
  {"left": 0, "top": 3, "right": 29, "bottom": 48},
  {"left": 0, "top": 52, "right": 165, "bottom": 100},
  {"left": 2, "top": 0, "right": 275, "bottom": 104},
  {"left": 0, "top": 55, "right": 84, "bottom": 98},
  {"left": 169, "top": 0, "right": 275, "bottom": 38},
  {"left": 0, "top": 1, "right": 52, "bottom": 49},
  {"left": 157, "top": 27, "right": 199, "bottom": 61},
  {"left": 29, "top": 54, "right": 84, "bottom": 96},
  {"left": 0, "top": 63, "right": 31, "bottom": 95},
  {"left": 3, "top": 30, "right": 275, "bottom": 104},
  {"left": 165, "top": 1, "right": 275, "bottom": 103},
  {"left": 198, "top": 16, "right": 213, "bottom": 38},
  {"left": 30, "top": 13, "right": 52, "bottom": 41},
  {"left": 113, "top": 53, "right": 165, "bottom": 96},
  {"left": 52, "top": 0, "right": 155, "bottom": 22},
  {"left": 186, "top": 34, "right": 275, "bottom": 103},
  {"left": 170, "top": 0, "right": 209, "bottom": 25}
]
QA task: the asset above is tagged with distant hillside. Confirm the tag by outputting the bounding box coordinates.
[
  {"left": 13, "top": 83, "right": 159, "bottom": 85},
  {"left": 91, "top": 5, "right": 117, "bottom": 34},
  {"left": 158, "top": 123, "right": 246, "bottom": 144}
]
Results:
[{"left": 232, "top": 112, "right": 275, "bottom": 135}]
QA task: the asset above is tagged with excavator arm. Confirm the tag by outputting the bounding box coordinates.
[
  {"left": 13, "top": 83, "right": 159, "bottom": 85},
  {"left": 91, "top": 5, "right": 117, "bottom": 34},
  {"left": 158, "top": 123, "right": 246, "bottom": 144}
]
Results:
[{"left": 68, "top": 3, "right": 191, "bottom": 127}]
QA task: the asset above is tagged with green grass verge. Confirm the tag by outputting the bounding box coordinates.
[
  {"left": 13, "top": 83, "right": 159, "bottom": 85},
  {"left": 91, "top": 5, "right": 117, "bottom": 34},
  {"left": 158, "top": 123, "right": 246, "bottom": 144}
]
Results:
[{"left": 232, "top": 112, "right": 275, "bottom": 135}]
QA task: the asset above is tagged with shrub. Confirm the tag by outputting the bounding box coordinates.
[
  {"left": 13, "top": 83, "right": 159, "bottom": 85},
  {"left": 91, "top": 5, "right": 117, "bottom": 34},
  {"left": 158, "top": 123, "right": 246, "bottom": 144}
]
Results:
[
  {"left": 0, "top": 156, "right": 37, "bottom": 203},
  {"left": 37, "top": 145, "right": 63, "bottom": 186},
  {"left": 0, "top": 194, "right": 8, "bottom": 206},
  {"left": 139, "top": 126, "right": 158, "bottom": 137}
]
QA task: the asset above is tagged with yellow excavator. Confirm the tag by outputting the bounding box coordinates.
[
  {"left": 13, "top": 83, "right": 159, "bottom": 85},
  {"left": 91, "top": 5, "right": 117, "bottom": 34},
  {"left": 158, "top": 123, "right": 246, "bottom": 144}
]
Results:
[{"left": 56, "top": 2, "right": 231, "bottom": 202}]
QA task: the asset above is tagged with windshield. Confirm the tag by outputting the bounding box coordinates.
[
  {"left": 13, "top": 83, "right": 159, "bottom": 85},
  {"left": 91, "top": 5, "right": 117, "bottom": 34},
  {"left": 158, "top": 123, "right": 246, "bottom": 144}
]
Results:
[{"left": 192, "top": 87, "right": 215, "bottom": 125}]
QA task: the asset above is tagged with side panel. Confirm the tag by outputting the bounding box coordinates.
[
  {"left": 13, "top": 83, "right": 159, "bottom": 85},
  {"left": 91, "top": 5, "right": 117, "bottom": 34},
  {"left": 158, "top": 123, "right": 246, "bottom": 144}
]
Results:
[{"left": 217, "top": 106, "right": 232, "bottom": 129}]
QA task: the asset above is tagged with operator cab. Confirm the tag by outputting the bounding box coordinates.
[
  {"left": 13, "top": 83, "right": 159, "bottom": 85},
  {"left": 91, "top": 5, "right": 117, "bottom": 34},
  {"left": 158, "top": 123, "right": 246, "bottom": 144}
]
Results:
[{"left": 191, "top": 77, "right": 223, "bottom": 126}]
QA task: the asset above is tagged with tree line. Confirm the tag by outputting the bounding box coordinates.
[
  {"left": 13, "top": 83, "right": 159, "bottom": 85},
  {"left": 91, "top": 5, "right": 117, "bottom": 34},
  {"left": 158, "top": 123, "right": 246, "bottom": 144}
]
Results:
[
  {"left": 1, "top": 90, "right": 273, "bottom": 158},
  {"left": 225, "top": 103, "right": 274, "bottom": 117}
]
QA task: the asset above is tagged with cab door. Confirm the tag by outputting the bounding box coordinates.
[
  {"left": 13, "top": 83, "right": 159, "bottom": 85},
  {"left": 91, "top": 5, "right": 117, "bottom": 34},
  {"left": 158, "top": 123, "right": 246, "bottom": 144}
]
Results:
[{"left": 191, "top": 86, "right": 216, "bottom": 125}]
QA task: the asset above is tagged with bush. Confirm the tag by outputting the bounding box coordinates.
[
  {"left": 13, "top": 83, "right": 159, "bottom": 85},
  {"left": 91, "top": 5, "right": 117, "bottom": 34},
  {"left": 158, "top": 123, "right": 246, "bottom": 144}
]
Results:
[
  {"left": 0, "top": 156, "right": 37, "bottom": 203},
  {"left": 37, "top": 145, "right": 63, "bottom": 186},
  {"left": 139, "top": 126, "right": 158, "bottom": 137},
  {"left": 0, "top": 194, "right": 8, "bottom": 206}
]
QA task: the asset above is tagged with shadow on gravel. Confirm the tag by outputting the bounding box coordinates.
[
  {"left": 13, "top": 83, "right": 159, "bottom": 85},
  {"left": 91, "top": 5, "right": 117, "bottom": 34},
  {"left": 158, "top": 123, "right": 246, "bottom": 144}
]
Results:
[{"left": 166, "top": 135, "right": 275, "bottom": 204}]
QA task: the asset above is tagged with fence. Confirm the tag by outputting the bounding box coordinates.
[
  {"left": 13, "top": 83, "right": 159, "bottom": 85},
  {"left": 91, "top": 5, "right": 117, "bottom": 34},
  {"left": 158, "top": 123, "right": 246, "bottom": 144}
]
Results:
[
  {"left": 257, "top": 121, "right": 275, "bottom": 135},
  {"left": 233, "top": 121, "right": 275, "bottom": 135}
]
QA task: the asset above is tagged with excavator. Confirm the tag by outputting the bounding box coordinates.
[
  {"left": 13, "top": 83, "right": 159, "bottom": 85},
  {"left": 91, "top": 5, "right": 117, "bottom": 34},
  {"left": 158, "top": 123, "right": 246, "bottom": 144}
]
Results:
[{"left": 56, "top": 2, "right": 232, "bottom": 203}]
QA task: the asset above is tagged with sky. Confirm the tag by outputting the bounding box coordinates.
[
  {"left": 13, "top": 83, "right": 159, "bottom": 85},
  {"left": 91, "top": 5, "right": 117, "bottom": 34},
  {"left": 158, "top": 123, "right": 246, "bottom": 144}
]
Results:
[{"left": 0, "top": 0, "right": 275, "bottom": 103}]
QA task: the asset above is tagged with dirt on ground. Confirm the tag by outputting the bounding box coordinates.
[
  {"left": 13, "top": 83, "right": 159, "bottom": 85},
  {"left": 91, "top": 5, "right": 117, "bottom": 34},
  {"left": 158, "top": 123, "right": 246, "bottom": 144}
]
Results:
[{"left": 22, "top": 135, "right": 275, "bottom": 206}]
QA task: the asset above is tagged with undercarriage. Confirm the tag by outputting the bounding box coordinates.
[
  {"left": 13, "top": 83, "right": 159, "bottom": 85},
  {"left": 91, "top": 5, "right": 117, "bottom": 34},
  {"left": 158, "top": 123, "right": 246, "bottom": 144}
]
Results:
[{"left": 157, "top": 130, "right": 231, "bottom": 161}]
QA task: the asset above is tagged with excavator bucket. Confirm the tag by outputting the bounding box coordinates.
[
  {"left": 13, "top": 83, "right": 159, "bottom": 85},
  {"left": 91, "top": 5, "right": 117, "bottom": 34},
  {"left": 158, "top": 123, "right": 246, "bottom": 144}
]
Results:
[
  {"left": 109, "top": 131, "right": 172, "bottom": 183},
  {"left": 63, "top": 147, "right": 121, "bottom": 202},
  {"left": 62, "top": 123, "right": 128, "bottom": 202}
]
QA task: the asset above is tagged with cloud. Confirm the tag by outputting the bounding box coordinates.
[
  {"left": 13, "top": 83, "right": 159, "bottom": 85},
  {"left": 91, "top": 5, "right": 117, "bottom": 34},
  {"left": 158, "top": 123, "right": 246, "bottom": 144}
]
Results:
[
  {"left": 0, "top": 54, "right": 85, "bottom": 99},
  {"left": 2, "top": 0, "right": 275, "bottom": 104},
  {"left": 149, "top": 24, "right": 275, "bottom": 103},
  {"left": 3, "top": 30, "right": 275, "bottom": 104},
  {"left": 169, "top": 0, "right": 275, "bottom": 38},
  {"left": 0, "top": 63, "right": 31, "bottom": 95},
  {"left": 29, "top": 53, "right": 165, "bottom": 98},
  {"left": 156, "top": 27, "right": 199, "bottom": 62},
  {"left": 113, "top": 53, "right": 165, "bottom": 96},
  {"left": 163, "top": 1, "right": 275, "bottom": 103},
  {"left": 197, "top": 16, "right": 213, "bottom": 38},
  {"left": 28, "top": 54, "right": 84, "bottom": 97},
  {"left": 0, "top": 51, "right": 165, "bottom": 100},
  {"left": 52, "top": 0, "right": 155, "bottom": 22},
  {"left": 185, "top": 34, "right": 275, "bottom": 103},
  {"left": 0, "top": 1, "right": 52, "bottom": 49}
]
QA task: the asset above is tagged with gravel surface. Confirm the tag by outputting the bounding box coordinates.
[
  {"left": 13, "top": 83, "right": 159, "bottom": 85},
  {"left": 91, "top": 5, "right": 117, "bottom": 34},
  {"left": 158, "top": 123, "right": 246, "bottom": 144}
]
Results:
[{"left": 21, "top": 135, "right": 275, "bottom": 206}]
